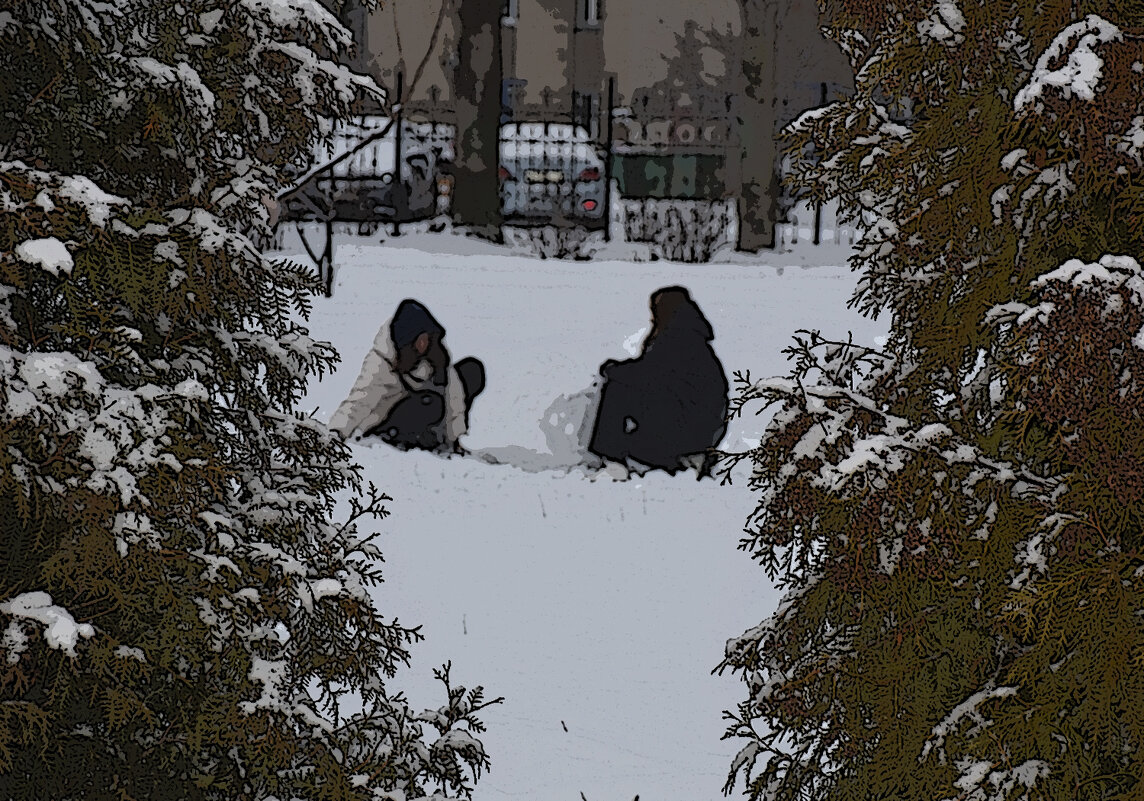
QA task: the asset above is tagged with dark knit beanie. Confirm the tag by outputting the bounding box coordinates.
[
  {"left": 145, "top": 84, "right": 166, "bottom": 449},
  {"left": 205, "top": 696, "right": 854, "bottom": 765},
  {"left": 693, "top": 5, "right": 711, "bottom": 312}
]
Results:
[{"left": 390, "top": 299, "right": 446, "bottom": 349}]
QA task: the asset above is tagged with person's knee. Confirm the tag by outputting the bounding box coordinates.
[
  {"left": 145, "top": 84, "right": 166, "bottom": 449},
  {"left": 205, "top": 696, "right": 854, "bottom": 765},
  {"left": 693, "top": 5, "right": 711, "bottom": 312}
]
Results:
[
  {"left": 455, "top": 357, "right": 486, "bottom": 404},
  {"left": 368, "top": 391, "right": 445, "bottom": 438},
  {"left": 414, "top": 391, "right": 446, "bottom": 422}
]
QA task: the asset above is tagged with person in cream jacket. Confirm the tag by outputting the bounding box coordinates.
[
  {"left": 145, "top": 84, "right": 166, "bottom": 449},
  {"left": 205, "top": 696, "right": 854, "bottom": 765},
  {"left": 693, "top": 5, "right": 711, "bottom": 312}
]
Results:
[{"left": 330, "top": 299, "right": 484, "bottom": 453}]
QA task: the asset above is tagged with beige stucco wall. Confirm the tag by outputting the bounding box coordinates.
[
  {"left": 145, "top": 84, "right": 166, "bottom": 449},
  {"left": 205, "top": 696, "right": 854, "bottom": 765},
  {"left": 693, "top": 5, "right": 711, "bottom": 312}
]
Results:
[
  {"left": 511, "top": 0, "right": 574, "bottom": 106},
  {"left": 361, "top": 0, "right": 459, "bottom": 105},
  {"left": 600, "top": 0, "right": 742, "bottom": 104},
  {"left": 355, "top": 0, "right": 851, "bottom": 119},
  {"left": 773, "top": 0, "right": 853, "bottom": 124}
]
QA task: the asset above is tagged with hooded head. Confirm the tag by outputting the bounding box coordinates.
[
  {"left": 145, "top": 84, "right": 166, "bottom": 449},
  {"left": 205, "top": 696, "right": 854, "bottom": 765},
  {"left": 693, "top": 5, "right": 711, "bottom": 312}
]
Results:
[
  {"left": 647, "top": 286, "right": 714, "bottom": 347},
  {"left": 391, "top": 299, "right": 445, "bottom": 350},
  {"left": 390, "top": 299, "right": 450, "bottom": 377}
]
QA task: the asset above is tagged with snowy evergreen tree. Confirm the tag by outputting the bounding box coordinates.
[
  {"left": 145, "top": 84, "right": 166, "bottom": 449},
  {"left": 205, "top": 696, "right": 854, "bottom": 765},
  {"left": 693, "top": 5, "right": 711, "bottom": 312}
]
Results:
[
  {"left": 719, "top": 2, "right": 1144, "bottom": 800},
  {"left": 0, "top": 2, "right": 498, "bottom": 799}
]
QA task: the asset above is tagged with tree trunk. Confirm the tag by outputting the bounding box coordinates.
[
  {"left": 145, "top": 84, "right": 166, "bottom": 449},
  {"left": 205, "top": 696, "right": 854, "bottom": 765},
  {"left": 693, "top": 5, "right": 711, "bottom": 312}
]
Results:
[
  {"left": 735, "top": 0, "right": 779, "bottom": 252},
  {"left": 452, "top": 0, "right": 503, "bottom": 239}
]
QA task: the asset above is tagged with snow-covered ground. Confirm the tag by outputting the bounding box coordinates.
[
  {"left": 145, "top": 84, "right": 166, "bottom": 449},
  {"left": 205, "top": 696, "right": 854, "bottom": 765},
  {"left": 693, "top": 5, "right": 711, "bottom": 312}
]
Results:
[{"left": 275, "top": 227, "right": 887, "bottom": 801}]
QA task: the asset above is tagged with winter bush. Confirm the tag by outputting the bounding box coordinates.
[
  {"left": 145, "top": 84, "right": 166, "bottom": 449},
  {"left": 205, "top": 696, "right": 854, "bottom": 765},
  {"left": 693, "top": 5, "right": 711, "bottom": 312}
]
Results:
[
  {"left": 621, "top": 198, "right": 735, "bottom": 262},
  {"left": 502, "top": 224, "right": 595, "bottom": 260},
  {"left": 718, "top": 3, "right": 1144, "bottom": 800},
  {"left": 0, "top": 2, "right": 498, "bottom": 799}
]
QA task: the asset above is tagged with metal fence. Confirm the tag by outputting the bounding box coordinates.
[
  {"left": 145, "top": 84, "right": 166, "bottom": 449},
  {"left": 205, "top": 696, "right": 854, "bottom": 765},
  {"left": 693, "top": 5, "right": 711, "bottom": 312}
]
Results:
[
  {"left": 272, "top": 84, "right": 858, "bottom": 267},
  {"left": 280, "top": 116, "right": 455, "bottom": 226},
  {"left": 775, "top": 198, "right": 860, "bottom": 249}
]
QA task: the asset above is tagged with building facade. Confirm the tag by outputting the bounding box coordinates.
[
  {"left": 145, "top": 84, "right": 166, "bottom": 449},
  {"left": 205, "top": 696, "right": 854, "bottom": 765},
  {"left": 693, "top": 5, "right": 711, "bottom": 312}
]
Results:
[{"left": 350, "top": 0, "right": 852, "bottom": 133}]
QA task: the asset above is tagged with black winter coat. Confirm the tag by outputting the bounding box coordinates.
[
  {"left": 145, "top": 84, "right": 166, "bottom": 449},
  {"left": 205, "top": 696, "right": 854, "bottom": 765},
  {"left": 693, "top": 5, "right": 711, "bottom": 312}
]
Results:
[{"left": 588, "top": 301, "right": 728, "bottom": 471}]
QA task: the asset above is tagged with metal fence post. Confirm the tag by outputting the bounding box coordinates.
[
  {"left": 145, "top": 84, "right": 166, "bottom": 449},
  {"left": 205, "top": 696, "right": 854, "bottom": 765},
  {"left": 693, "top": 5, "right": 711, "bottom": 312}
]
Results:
[
  {"left": 322, "top": 162, "right": 334, "bottom": 296},
  {"left": 323, "top": 215, "right": 334, "bottom": 296},
  {"left": 393, "top": 70, "right": 404, "bottom": 237},
  {"left": 813, "top": 81, "right": 826, "bottom": 246},
  {"left": 604, "top": 76, "right": 614, "bottom": 242}
]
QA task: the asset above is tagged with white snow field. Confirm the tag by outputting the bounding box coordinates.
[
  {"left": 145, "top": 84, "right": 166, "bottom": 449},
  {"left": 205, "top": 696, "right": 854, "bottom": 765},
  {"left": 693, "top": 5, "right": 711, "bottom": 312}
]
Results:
[{"left": 276, "top": 227, "right": 888, "bottom": 801}]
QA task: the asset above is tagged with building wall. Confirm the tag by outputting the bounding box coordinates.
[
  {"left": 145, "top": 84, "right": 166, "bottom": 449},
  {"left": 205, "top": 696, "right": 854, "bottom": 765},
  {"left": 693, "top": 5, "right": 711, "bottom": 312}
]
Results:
[
  {"left": 354, "top": 0, "right": 852, "bottom": 124},
  {"left": 601, "top": 0, "right": 742, "bottom": 106},
  {"left": 360, "top": 0, "right": 459, "bottom": 105},
  {"left": 510, "top": 0, "right": 574, "bottom": 108},
  {"left": 773, "top": 0, "right": 853, "bottom": 126}
]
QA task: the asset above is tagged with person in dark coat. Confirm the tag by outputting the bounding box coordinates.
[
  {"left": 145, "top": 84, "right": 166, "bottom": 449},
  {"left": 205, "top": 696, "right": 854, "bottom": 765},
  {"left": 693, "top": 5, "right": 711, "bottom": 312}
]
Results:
[
  {"left": 331, "top": 299, "right": 485, "bottom": 453},
  {"left": 588, "top": 286, "right": 729, "bottom": 474}
]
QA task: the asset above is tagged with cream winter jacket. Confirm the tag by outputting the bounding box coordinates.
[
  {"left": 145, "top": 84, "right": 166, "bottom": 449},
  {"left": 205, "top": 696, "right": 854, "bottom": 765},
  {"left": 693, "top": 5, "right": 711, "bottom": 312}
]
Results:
[{"left": 329, "top": 319, "right": 467, "bottom": 445}]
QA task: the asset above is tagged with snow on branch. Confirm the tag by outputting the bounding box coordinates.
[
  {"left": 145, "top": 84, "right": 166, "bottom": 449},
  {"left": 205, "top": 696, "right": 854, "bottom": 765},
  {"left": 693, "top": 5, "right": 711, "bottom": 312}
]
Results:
[
  {"left": 53, "top": 174, "right": 125, "bottom": 226},
  {"left": 1008, "top": 513, "right": 1080, "bottom": 590},
  {"left": 0, "top": 344, "right": 205, "bottom": 508},
  {"left": 831, "top": 28, "right": 871, "bottom": 71},
  {"left": 14, "top": 237, "right": 74, "bottom": 277},
  {"left": 1, "top": 591, "right": 96, "bottom": 661},
  {"left": 239, "top": 0, "right": 352, "bottom": 49},
  {"left": 821, "top": 425, "right": 951, "bottom": 492},
  {"left": 2, "top": 162, "right": 129, "bottom": 228},
  {"left": 169, "top": 206, "right": 260, "bottom": 258},
  {"left": 917, "top": 1, "right": 966, "bottom": 47},
  {"left": 722, "top": 572, "right": 823, "bottom": 666},
  {"left": 8, "top": 0, "right": 121, "bottom": 42},
  {"left": 122, "top": 56, "right": 217, "bottom": 130},
  {"left": 920, "top": 684, "right": 1018, "bottom": 764},
  {"left": 1118, "top": 116, "right": 1144, "bottom": 165},
  {"left": 988, "top": 255, "right": 1144, "bottom": 343},
  {"left": 1014, "top": 14, "right": 1123, "bottom": 113},
  {"left": 261, "top": 39, "right": 382, "bottom": 108},
  {"left": 739, "top": 353, "right": 1059, "bottom": 503},
  {"left": 1032, "top": 253, "right": 1144, "bottom": 293},
  {"left": 296, "top": 577, "right": 343, "bottom": 613},
  {"left": 786, "top": 102, "right": 842, "bottom": 136},
  {"left": 1000, "top": 148, "right": 1031, "bottom": 174},
  {"left": 949, "top": 757, "right": 1050, "bottom": 801},
  {"left": 238, "top": 656, "right": 291, "bottom": 717}
]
